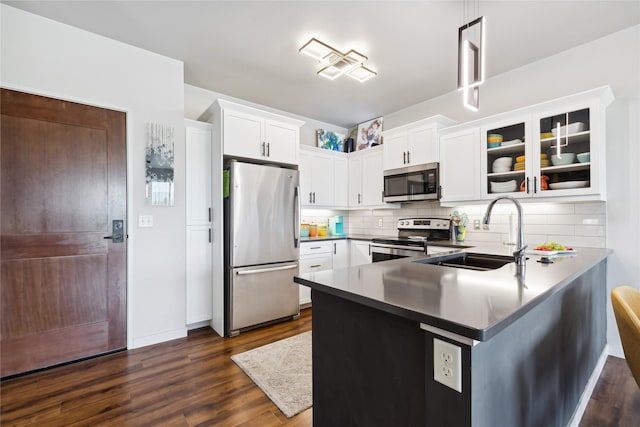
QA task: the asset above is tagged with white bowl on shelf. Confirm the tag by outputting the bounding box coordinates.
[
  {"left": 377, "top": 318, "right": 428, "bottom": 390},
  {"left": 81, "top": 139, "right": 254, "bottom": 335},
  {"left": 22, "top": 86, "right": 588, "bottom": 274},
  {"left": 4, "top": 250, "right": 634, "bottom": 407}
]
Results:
[
  {"left": 551, "top": 122, "right": 585, "bottom": 137},
  {"left": 551, "top": 153, "right": 576, "bottom": 166},
  {"left": 492, "top": 157, "right": 512, "bottom": 167},
  {"left": 492, "top": 167, "right": 511, "bottom": 173},
  {"left": 490, "top": 180, "right": 517, "bottom": 193},
  {"left": 549, "top": 181, "right": 589, "bottom": 190}
]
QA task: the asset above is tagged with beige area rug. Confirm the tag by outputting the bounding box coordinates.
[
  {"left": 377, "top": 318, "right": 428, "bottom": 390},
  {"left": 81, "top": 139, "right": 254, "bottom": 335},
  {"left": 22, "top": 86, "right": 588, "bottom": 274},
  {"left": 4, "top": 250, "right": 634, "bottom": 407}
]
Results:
[{"left": 231, "top": 331, "right": 312, "bottom": 418}]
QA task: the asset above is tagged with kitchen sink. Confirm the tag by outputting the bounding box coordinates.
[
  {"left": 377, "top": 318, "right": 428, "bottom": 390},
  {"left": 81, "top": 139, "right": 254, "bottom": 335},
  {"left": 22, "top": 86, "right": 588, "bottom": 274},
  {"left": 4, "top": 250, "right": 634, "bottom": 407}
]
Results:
[{"left": 414, "top": 252, "right": 515, "bottom": 271}]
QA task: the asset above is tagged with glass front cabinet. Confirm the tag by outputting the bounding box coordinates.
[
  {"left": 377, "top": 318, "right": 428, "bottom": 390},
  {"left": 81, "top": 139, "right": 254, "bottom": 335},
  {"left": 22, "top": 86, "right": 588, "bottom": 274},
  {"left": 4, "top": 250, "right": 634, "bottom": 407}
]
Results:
[{"left": 480, "top": 87, "right": 613, "bottom": 201}]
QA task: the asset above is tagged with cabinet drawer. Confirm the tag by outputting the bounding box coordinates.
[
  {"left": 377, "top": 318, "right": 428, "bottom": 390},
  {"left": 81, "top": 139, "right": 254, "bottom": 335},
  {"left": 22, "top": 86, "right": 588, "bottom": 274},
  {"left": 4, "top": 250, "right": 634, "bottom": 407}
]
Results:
[
  {"left": 299, "top": 254, "right": 333, "bottom": 273},
  {"left": 300, "top": 241, "right": 333, "bottom": 255}
]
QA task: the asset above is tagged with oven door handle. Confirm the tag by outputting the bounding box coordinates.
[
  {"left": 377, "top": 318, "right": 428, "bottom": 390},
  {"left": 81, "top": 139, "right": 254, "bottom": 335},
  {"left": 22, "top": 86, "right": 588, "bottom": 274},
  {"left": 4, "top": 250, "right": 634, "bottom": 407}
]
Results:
[{"left": 371, "top": 243, "right": 426, "bottom": 251}]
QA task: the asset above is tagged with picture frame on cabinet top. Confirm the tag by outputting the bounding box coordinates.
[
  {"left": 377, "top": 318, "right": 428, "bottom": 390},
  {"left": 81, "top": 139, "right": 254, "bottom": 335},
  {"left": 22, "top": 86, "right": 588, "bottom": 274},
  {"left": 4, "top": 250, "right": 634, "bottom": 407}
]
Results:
[
  {"left": 356, "top": 117, "right": 383, "bottom": 151},
  {"left": 316, "top": 129, "right": 345, "bottom": 151}
]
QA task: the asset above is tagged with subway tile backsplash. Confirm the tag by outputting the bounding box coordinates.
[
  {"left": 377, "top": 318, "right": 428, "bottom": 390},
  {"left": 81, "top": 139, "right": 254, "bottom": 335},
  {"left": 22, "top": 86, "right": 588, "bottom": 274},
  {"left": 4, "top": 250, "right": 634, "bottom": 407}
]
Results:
[{"left": 345, "top": 201, "right": 607, "bottom": 248}]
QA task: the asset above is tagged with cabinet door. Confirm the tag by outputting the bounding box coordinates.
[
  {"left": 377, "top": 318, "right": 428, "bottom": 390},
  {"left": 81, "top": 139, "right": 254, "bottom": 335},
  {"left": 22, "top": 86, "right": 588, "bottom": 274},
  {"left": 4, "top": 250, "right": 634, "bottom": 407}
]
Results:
[
  {"left": 332, "top": 240, "right": 350, "bottom": 269},
  {"left": 348, "top": 155, "right": 363, "bottom": 206},
  {"left": 186, "top": 124, "right": 212, "bottom": 226},
  {"left": 350, "top": 240, "right": 371, "bottom": 266},
  {"left": 312, "top": 153, "right": 335, "bottom": 206},
  {"left": 534, "top": 104, "right": 601, "bottom": 198},
  {"left": 186, "top": 226, "right": 212, "bottom": 324},
  {"left": 265, "top": 120, "right": 299, "bottom": 164},
  {"left": 481, "top": 116, "right": 530, "bottom": 199},
  {"left": 333, "top": 155, "right": 349, "bottom": 208},
  {"left": 383, "top": 133, "right": 408, "bottom": 170},
  {"left": 223, "top": 109, "right": 264, "bottom": 159},
  {"left": 299, "top": 254, "right": 333, "bottom": 305},
  {"left": 408, "top": 125, "right": 437, "bottom": 166},
  {"left": 439, "top": 128, "right": 481, "bottom": 204},
  {"left": 361, "top": 149, "right": 384, "bottom": 206},
  {"left": 299, "top": 150, "right": 314, "bottom": 206}
]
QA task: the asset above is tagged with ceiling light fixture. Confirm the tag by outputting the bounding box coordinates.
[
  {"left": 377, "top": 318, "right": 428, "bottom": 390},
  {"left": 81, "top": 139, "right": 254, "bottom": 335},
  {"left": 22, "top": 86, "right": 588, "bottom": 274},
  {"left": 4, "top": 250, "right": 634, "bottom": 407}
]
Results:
[
  {"left": 458, "top": 0, "right": 485, "bottom": 111},
  {"left": 299, "top": 37, "right": 376, "bottom": 82}
]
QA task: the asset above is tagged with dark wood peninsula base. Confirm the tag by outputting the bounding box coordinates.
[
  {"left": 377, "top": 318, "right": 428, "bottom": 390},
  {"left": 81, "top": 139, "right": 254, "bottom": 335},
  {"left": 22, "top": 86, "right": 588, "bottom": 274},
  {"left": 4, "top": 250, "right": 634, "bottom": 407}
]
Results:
[{"left": 308, "top": 261, "right": 606, "bottom": 427}]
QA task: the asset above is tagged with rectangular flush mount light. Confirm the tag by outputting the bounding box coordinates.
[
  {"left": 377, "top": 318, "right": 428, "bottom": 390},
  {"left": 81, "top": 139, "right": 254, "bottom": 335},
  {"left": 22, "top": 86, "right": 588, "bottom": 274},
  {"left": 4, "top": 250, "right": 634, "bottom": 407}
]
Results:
[
  {"left": 299, "top": 38, "right": 377, "bottom": 82},
  {"left": 457, "top": 16, "right": 485, "bottom": 111}
]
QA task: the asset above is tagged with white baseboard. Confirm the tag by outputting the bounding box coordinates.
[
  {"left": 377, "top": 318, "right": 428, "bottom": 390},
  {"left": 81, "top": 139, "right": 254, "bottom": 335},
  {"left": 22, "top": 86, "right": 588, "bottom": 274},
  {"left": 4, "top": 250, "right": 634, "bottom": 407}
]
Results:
[
  {"left": 567, "top": 345, "right": 608, "bottom": 427},
  {"left": 131, "top": 327, "right": 188, "bottom": 349}
]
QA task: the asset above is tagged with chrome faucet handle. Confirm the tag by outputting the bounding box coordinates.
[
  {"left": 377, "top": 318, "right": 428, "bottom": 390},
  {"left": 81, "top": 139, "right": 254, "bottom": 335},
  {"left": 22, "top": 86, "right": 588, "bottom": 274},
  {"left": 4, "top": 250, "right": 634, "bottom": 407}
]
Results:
[{"left": 513, "top": 244, "right": 528, "bottom": 257}]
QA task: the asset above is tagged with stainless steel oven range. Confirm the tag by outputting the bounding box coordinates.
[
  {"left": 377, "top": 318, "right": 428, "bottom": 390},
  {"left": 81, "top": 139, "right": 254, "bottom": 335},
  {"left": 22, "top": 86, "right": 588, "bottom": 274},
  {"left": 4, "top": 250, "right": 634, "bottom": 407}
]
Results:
[{"left": 370, "top": 218, "right": 452, "bottom": 263}]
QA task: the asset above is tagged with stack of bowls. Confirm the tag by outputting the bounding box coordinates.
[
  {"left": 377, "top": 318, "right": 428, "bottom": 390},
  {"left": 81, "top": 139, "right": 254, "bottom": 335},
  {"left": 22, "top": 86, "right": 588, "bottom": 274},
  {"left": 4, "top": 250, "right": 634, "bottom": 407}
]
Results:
[
  {"left": 487, "top": 133, "right": 503, "bottom": 148},
  {"left": 540, "top": 153, "right": 549, "bottom": 167},
  {"left": 492, "top": 156, "right": 512, "bottom": 173},
  {"left": 514, "top": 155, "right": 526, "bottom": 171}
]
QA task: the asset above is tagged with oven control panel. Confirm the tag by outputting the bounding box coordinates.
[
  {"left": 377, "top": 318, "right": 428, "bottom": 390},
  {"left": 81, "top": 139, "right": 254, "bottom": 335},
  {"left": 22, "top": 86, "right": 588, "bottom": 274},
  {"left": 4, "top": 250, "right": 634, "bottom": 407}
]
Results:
[{"left": 397, "top": 218, "right": 450, "bottom": 230}]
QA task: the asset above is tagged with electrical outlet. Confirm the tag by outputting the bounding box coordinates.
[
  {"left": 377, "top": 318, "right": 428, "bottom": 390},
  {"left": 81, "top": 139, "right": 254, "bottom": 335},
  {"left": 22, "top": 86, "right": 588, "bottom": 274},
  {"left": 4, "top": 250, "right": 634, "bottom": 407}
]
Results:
[
  {"left": 473, "top": 219, "right": 481, "bottom": 230},
  {"left": 433, "top": 338, "right": 462, "bottom": 392},
  {"left": 378, "top": 218, "right": 383, "bottom": 228}
]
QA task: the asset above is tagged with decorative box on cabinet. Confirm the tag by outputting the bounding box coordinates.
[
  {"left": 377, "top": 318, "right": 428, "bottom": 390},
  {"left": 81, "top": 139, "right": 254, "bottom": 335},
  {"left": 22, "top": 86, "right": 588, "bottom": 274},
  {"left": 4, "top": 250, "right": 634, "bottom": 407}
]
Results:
[
  {"left": 215, "top": 99, "right": 304, "bottom": 165},
  {"left": 383, "top": 115, "right": 456, "bottom": 171}
]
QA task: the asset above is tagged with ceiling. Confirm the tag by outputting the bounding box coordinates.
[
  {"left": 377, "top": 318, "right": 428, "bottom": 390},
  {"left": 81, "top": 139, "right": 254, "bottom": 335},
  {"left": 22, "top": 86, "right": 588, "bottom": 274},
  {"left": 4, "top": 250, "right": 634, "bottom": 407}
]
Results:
[{"left": 4, "top": 1, "right": 639, "bottom": 128}]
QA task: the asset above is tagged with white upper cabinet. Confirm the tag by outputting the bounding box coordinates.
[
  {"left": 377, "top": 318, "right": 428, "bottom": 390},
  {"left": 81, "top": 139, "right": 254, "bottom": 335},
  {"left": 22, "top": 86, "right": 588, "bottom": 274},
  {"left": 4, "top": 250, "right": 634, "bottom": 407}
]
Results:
[
  {"left": 218, "top": 99, "right": 304, "bottom": 165},
  {"left": 333, "top": 155, "right": 349, "bottom": 208},
  {"left": 439, "top": 126, "right": 482, "bottom": 204},
  {"left": 299, "top": 146, "right": 335, "bottom": 207},
  {"left": 440, "top": 86, "right": 613, "bottom": 205},
  {"left": 186, "top": 120, "right": 213, "bottom": 226},
  {"left": 349, "top": 145, "right": 388, "bottom": 208},
  {"left": 383, "top": 116, "right": 456, "bottom": 171}
]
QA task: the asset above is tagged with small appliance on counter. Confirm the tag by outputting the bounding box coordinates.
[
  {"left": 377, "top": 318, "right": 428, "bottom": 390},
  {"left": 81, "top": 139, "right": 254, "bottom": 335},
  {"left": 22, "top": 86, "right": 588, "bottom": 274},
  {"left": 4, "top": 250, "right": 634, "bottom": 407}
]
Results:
[{"left": 329, "top": 216, "right": 344, "bottom": 236}]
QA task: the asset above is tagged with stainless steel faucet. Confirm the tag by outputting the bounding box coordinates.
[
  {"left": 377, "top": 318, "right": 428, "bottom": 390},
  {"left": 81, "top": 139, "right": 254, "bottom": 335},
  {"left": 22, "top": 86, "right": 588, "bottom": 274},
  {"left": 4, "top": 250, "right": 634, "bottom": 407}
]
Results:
[{"left": 483, "top": 196, "right": 528, "bottom": 268}]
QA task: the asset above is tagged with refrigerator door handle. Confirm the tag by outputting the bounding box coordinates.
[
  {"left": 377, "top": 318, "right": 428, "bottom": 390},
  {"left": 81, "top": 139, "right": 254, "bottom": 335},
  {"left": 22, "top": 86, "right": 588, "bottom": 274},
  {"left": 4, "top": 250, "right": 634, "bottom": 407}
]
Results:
[
  {"left": 236, "top": 264, "right": 298, "bottom": 276},
  {"left": 294, "top": 186, "right": 300, "bottom": 248}
]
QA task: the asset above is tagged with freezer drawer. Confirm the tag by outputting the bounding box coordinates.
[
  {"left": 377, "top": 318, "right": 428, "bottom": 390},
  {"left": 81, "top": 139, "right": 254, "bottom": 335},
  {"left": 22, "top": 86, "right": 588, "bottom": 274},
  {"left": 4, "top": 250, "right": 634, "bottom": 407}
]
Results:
[{"left": 229, "top": 262, "right": 300, "bottom": 334}]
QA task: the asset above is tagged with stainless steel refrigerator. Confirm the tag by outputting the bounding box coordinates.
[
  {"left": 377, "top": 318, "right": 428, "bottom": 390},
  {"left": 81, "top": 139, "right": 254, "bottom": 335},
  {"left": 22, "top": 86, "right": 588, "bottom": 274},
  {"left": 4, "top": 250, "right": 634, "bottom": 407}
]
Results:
[{"left": 224, "top": 160, "right": 300, "bottom": 336}]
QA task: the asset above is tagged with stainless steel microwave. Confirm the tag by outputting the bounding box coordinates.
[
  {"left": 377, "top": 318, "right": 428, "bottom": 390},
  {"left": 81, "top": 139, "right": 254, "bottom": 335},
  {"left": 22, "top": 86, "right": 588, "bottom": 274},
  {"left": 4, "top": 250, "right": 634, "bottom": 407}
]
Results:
[{"left": 383, "top": 162, "right": 440, "bottom": 202}]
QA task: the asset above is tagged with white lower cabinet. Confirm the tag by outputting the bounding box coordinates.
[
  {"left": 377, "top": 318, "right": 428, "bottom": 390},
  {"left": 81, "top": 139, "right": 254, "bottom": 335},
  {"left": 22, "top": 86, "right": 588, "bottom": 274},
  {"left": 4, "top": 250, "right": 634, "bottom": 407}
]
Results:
[
  {"left": 332, "top": 240, "right": 350, "bottom": 269},
  {"left": 299, "top": 241, "right": 333, "bottom": 305},
  {"left": 186, "top": 226, "right": 213, "bottom": 324},
  {"left": 350, "top": 240, "right": 372, "bottom": 266}
]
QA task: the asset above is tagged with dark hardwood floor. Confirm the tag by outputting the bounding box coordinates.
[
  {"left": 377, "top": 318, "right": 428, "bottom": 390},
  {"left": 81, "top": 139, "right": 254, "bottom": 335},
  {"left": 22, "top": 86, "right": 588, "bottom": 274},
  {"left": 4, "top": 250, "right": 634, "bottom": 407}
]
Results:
[{"left": 1, "top": 308, "right": 638, "bottom": 426}]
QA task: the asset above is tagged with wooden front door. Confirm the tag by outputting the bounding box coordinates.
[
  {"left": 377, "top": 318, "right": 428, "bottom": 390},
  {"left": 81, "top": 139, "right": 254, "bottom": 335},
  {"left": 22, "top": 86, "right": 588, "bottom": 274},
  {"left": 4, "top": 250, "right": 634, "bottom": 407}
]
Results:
[{"left": 1, "top": 89, "right": 127, "bottom": 377}]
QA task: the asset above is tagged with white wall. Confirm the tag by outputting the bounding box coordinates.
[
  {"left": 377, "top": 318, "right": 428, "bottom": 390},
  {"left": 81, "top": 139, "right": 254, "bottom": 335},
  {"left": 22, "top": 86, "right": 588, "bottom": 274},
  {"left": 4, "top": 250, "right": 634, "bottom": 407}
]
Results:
[
  {"left": 185, "top": 84, "right": 349, "bottom": 147},
  {"left": 372, "top": 25, "right": 640, "bottom": 357},
  {"left": 1, "top": 5, "right": 188, "bottom": 348}
]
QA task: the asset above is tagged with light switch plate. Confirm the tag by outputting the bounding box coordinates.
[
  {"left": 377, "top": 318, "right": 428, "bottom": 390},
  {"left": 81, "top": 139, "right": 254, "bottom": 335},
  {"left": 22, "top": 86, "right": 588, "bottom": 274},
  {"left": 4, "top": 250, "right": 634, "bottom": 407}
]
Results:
[
  {"left": 433, "top": 338, "right": 462, "bottom": 392},
  {"left": 138, "top": 214, "right": 153, "bottom": 227}
]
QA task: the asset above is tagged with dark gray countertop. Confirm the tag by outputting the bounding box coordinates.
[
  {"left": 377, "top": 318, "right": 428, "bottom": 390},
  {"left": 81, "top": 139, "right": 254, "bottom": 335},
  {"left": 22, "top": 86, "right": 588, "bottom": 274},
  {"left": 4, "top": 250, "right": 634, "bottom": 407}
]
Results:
[
  {"left": 295, "top": 244, "right": 609, "bottom": 341},
  {"left": 300, "top": 233, "right": 390, "bottom": 242}
]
